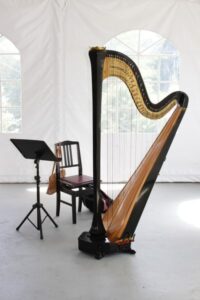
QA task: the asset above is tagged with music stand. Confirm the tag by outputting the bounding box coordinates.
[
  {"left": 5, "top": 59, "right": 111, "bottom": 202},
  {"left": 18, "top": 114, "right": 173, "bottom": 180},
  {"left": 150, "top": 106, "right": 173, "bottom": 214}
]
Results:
[{"left": 11, "top": 139, "right": 60, "bottom": 240}]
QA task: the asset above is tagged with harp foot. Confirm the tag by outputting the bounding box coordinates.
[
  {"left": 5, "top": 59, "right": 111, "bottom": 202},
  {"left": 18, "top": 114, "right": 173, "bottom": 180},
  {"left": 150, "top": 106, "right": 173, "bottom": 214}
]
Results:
[
  {"left": 78, "top": 231, "right": 136, "bottom": 259},
  {"left": 129, "top": 249, "right": 136, "bottom": 255},
  {"left": 95, "top": 251, "right": 104, "bottom": 260},
  {"left": 117, "top": 242, "right": 136, "bottom": 255},
  {"left": 78, "top": 231, "right": 106, "bottom": 259}
]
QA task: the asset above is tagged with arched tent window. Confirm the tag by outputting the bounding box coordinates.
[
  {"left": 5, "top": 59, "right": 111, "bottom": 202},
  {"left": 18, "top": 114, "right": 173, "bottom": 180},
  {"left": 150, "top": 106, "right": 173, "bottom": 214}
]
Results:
[
  {"left": 102, "top": 30, "right": 180, "bottom": 133},
  {"left": 101, "top": 30, "right": 180, "bottom": 183},
  {"left": 0, "top": 34, "right": 21, "bottom": 133}
]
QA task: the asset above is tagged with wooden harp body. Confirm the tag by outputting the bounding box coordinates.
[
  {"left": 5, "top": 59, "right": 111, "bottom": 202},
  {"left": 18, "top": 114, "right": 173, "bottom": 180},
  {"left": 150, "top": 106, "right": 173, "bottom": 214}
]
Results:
[{"left": 78, "top": 47, "right": 188, "bottom": 259}]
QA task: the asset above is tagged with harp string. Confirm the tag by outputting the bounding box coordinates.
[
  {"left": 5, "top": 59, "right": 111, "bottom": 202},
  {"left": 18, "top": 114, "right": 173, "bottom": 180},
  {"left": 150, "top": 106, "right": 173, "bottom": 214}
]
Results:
[
  {"left": 103, "top": 55, "right": 137, "bottom": 228},
  {"left": 104, "top": 106, "right": 183, "bottom": 242},
  {"left": 85, "top": 47, "right": 188, "bottom": 252},
  {"left": 101, "top": 50, "right": 177, "bottom": 238},
  {"left": 102, "top": 52, "right": 173, "bottom": 233}
]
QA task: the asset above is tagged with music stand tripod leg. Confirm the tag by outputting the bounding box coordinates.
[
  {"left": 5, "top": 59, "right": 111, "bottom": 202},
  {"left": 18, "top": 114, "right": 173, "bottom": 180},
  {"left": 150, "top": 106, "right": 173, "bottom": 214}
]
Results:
[
  {"left": 42, "top": 206, "right": 58, "bottom": 227},
  {"left": 16, "top": 204, "right": 44, "bottom": 240},
  {"left": 16, "top": 206, "right": 35, "bottom": 231},
  {"left": 36, "top": 205, "right": 43, "bottom": 240}
]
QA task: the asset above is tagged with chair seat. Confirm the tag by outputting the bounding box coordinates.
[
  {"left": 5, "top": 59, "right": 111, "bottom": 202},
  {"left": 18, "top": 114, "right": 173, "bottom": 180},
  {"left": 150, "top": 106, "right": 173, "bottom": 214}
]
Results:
[{"left": 60, "top": 175, "right": 93, "bottom": 188}]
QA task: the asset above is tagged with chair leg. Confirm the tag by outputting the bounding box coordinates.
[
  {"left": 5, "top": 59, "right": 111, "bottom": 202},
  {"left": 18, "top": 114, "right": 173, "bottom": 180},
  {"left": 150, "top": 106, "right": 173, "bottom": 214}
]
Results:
[
  {"left": 72, "top": 195, "right": 76, "bottom": 224},
  {"left": 78, "top": 198, "right": 82, "bottom": 212},
  {"left": 56, "top": 190, "right": 61, "bottom": 217},
  {"left": 78, "top": 188, "right": 82, "bottom": 212}
]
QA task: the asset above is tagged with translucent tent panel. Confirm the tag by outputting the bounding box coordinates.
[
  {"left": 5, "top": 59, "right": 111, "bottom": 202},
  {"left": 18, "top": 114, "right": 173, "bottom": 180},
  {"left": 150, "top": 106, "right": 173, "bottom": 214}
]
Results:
[{"left": 0, "top": 0, "right": 199, "bottom": 182}]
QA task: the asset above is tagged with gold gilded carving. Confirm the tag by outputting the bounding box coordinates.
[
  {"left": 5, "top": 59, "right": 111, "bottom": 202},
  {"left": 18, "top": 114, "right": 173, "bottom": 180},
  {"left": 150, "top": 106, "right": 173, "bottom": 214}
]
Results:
[
  {"left": 90, "top": 46, "right": 106, "bottom": 51},
  {"left": 103, "top": 57, "right": 177, "bottom": 120}
]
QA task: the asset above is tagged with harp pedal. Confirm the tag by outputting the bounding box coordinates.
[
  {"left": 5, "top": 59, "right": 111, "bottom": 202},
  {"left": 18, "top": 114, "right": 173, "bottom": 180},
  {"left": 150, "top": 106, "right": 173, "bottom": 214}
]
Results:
[
  {"left": 115, "top": 236, "right": 134, "bottom": 246},
  {"left": 114, "top": 235, "right": 136, "bottom": 255}
]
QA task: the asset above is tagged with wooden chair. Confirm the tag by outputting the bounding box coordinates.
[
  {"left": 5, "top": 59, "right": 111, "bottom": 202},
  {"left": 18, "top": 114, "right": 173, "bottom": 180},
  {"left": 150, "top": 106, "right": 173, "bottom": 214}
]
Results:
[{"left": 55, "top": 141, "right": 93, "bottom": 224}]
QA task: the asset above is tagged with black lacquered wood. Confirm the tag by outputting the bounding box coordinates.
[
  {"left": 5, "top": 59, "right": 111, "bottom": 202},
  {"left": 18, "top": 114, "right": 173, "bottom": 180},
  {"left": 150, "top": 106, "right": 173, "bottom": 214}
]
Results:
[
  {"left": 88, "top": 48, "right": 107, "bottom": 239},
  {"left": 78, "top": 48, "right": 188, "bottom": 258},
  {"left": 55, "top": 140, "right": 93, "bottom": 224}
]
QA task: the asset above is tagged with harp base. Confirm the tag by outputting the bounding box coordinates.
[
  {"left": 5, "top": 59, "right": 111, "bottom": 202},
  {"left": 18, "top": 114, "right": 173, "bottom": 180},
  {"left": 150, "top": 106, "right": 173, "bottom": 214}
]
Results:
[{"left": 78, "top": 231, "right": 136, "bottom": 259}]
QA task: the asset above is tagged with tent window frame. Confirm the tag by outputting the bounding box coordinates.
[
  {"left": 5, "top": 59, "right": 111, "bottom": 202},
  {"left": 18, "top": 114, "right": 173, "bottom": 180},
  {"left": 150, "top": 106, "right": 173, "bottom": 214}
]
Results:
[{"left": 0, "top": 34, "right": 22, "bottom": 134}]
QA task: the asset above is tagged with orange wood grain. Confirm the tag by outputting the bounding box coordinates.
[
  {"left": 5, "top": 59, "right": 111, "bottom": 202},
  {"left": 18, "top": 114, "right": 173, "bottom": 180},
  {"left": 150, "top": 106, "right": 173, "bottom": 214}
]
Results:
[{"left": 103, "top": 106, "right": 183, "bottom": 243}]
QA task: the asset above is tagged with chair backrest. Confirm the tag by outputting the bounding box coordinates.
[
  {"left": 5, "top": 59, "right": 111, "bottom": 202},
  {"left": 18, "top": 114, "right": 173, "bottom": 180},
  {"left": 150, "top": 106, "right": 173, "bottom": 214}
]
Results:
[{"left": 55, "top": 141, "right": 83, "bottom": 175}]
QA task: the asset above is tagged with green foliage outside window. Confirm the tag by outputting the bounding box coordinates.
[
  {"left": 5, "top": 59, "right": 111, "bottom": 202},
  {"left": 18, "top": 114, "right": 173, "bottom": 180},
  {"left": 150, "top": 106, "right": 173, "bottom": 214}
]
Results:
[{"left": 0, "top": 35, "right": 21, "bottom": 133}]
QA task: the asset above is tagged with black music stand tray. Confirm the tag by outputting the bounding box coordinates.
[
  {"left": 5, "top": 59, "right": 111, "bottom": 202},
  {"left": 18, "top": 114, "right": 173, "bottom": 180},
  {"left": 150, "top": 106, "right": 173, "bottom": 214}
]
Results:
[{"left": 11, "top": 139, "right": 59, "bottom": 240}]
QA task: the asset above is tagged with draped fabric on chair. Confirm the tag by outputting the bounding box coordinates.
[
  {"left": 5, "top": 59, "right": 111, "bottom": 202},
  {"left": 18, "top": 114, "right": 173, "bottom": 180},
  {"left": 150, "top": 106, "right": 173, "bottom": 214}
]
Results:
[{"left": 78, "top": 47, "right": 188, "bottom": 259}]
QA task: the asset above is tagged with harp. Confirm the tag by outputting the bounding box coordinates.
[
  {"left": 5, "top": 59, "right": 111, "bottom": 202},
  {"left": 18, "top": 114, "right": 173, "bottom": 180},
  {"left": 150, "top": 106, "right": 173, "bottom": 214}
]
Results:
[{"left": 78, "top": 47, "right": 188, "bottom": 259}]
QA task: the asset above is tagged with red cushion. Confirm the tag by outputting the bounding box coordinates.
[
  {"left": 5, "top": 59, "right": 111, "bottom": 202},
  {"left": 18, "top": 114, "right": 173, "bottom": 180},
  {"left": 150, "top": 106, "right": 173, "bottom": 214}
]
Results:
[{"left": 60, "top": 175, "right": 93, "bottom": 187}]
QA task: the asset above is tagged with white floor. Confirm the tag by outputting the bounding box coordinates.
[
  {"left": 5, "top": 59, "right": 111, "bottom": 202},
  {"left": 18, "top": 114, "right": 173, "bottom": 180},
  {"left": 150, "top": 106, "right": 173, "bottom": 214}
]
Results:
[{"left": 0, "top": 183, "right": 200, "bottom": 300}]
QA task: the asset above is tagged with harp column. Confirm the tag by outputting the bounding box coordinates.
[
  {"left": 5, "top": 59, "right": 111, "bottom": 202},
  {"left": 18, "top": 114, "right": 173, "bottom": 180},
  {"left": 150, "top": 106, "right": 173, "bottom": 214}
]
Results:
[{"left": 89, "top": 47, "right": 106, "bottom": 239}]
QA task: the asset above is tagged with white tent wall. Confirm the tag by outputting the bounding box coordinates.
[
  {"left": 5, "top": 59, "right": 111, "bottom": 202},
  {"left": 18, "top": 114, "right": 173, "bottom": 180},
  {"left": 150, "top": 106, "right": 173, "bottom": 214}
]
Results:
[
  {"left": 0, "top": 0, "right": 60, "bottom": 182},
  {"left": 0, "top": 0, "right": 199, "bottom": 182}
]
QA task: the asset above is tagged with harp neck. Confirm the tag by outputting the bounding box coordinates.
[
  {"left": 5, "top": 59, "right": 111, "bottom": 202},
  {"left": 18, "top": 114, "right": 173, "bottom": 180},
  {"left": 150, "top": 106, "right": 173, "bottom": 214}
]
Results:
[{"left": 90, "top": 47, "right": 188, "bottom": 118}]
